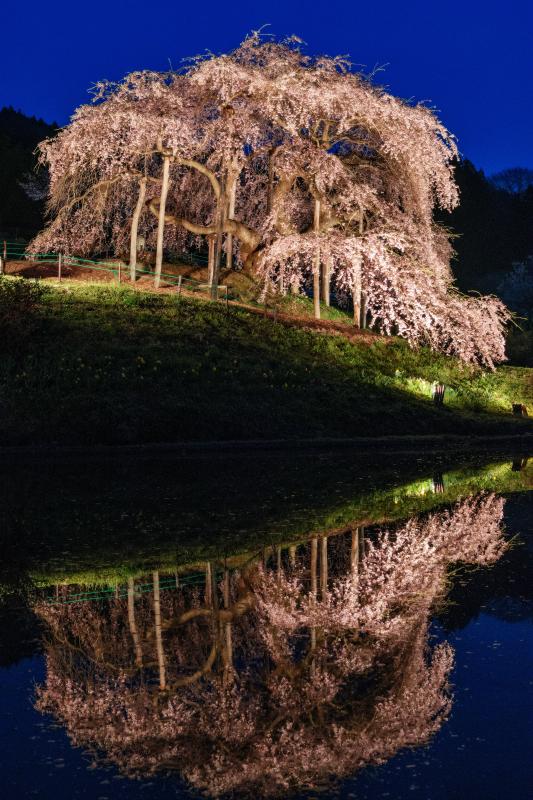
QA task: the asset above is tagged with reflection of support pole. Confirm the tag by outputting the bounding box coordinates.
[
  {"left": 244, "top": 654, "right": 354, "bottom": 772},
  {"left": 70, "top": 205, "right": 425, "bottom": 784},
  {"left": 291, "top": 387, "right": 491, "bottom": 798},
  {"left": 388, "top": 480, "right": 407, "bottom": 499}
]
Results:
[
  {"left": 310, "top": 537, "right": 318, "bottom": 654},
  {"left": 222, "top": 568, "right": 233, "bottom": 682},
  {"left": 205, "top": 562, "right": 213, "bottom": 608},
  {"left": 153, "top": 571, "right": 166, "bottom": 690},
  {"left": 358, "top": 527, "right": 365, "bottom": 565},
  {"left": 310, "top": 537, "right": 318, "bottom": 597},
  {"left": 320, "top": 536, "right": 328, "bottom": 597},
  {"left": 350, "top": 529, "right": 359, "bottom": 577},
  {"left": 276, "top": 546, "right": 282, "bottom": 580},
  {"left": 127, "top": 577, "right": 143, "bottom": 667},
  {"left": 289, "top": 545, "right": 297, "bottom": 568}
]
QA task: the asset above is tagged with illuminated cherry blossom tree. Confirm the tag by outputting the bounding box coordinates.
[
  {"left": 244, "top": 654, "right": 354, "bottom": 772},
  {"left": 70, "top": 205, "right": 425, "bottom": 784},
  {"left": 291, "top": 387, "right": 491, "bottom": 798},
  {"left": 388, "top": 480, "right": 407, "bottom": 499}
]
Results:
[{"left": 32, "top": 34, "right": 510, "bottom": 365}]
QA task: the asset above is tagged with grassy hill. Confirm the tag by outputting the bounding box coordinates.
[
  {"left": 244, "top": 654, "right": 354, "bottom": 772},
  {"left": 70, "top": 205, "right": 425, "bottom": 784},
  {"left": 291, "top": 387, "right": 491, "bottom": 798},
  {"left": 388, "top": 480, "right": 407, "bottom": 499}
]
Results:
[{"left": 0, "top": 277, "right": 531, "bottom": 446}]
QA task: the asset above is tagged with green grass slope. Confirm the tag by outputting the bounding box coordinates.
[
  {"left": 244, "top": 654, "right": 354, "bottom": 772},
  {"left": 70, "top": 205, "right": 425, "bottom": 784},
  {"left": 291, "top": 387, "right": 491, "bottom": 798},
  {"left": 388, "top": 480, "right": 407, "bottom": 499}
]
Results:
[{"left": 0, "top": 278, "right": 531, "bottom": 445}]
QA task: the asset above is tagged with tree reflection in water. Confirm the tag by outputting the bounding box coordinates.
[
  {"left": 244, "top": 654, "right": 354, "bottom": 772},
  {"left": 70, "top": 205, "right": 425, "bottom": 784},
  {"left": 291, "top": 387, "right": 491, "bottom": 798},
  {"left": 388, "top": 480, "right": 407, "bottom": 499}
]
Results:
[{"left": 33, "top": 494, "right": 507, "bottom": 797}]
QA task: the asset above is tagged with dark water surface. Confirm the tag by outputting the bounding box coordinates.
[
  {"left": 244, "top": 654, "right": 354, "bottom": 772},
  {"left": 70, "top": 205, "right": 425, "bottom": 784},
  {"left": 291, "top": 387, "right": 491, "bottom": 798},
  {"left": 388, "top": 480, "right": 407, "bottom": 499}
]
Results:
[{"left": 0, "top": 451, "right": 531, "bottom": 799}]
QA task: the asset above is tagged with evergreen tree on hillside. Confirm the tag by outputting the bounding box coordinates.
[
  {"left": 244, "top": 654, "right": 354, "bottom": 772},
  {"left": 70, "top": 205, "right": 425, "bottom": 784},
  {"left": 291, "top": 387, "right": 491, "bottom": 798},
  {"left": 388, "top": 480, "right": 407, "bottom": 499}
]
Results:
[
  {"left": 0, "top": 107, "right": 56, "bottom": 239},
  {"left": 440, "top": 160, "right": 533, "bottom": 295}
]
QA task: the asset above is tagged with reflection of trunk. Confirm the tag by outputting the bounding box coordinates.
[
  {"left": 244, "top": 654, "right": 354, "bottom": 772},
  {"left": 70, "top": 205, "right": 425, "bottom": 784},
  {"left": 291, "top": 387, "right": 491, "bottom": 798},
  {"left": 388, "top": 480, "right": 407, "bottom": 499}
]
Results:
[
  {"left": 152, "top": 571, "right": 166, "bottom": 689},
  {"left": 154, "top": 156, "right": 170, "bottom": 289},
  {"left": 320, "top": 536, "right": 328, "bottom": 597},
  {"left": 289, "top": 545, "right": 297, "bottom": 567},
  {"left": 313, "top": 200, "right": 321, "bottom": 319},
  {"left": 358, "top": 527, "right": 365, "bottom": 564},
  {"left": 129, "top": 177, "right": 146, "bottom": 282},
  {"left": 226, "top": 173, "right": 237, "bottom": 271},
  {"left": 276, "top": 546, "right": 282, "bottom": 580},
  {"left": 127, "top": 578, "right": 143, "bottom": 667}
]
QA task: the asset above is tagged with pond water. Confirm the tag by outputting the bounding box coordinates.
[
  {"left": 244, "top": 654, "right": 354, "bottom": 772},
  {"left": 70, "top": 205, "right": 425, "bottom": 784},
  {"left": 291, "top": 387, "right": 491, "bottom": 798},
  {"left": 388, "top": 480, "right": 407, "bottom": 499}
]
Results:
[{"left": 0, "top": 450, "right": 531, "bottom": 799}]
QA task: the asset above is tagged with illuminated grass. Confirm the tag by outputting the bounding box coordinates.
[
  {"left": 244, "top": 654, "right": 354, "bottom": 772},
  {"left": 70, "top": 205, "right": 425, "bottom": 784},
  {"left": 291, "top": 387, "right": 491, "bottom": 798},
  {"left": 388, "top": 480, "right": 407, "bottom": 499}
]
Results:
[{"left": 0, "top": 278, "right": 531, "bottom": 445}]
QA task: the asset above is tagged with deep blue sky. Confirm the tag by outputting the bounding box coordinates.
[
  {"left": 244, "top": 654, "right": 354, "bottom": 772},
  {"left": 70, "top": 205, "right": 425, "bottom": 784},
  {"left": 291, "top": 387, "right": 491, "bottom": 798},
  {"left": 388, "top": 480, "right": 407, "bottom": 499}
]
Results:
[{"left": 2, "top": 0, "right": 532, "bottom": 175}]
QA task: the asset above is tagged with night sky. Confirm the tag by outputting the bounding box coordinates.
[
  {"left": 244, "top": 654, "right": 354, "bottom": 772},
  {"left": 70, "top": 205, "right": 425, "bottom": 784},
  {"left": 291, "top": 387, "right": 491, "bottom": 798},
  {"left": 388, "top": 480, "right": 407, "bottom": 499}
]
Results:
[{"left": 2, "top": 0, "right": 532, "bottom": 175}]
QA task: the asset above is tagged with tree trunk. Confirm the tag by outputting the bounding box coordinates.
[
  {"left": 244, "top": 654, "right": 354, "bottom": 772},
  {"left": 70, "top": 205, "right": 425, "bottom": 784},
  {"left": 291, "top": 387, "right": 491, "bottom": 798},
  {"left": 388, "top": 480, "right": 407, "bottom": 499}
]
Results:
[
  {"left": 152, "top": 571, "right": 166, "bottom": 689},
  {"left": 226, "top": 173, "right": 237, "bottom": 271},
  {"left": 267, "top": 152, "right": 274, "bottom": 214},
  {"left": 360, "top": 292, "right": 367, "bottom": 329},
  {"left": 211, "top": 171, "right": 227, "bottom": 300},
  {"left": 127, "top": 577, "right": 143, "bottom": 667},
  {"left": 154, "top": 156, "right": 170, "bottom": 289},
  {"left": 352, "top": 255, "right": 362, "bottom": 328},
  {"left": 321, "top": 256, "right": 331, "bottom": 306},
  {"left": 129, "top": 177, "right": 146, "bottom": 282},
  {"left": 313, "top": 199, "right": 321, "bottom": 319}
]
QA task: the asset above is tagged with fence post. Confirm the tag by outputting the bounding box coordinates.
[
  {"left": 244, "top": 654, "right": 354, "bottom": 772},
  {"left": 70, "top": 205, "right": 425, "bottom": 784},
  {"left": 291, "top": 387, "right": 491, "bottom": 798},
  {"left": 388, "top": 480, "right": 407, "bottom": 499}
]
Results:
[
  {"left": 58, "top": 253, "right": 62, "bottom": 282},
  {"left": 176, "top": 275, "right": 182, "bottom": 306},
  {"left": 118, "top": 261, "right": 122, "bottom": 284}
]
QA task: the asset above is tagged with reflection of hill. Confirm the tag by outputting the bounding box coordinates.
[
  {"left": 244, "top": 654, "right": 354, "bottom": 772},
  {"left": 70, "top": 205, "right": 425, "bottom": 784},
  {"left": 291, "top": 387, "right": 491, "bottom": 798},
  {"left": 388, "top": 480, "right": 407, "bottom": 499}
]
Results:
[
  {"left": 0, "top": 453, "right": 530, "bottom": 593},
  {"left": 33, "top": 496, "right": 507, "bottom": 797}
]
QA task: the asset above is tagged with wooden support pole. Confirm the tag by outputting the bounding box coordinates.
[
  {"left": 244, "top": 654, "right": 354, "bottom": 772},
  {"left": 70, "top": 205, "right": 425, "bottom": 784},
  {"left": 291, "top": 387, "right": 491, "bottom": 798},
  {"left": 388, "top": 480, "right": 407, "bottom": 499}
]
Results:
[
  {"left": 207, "top": 236, "right": 215, "bottom": 288},
  {"left": 313, "top": 199, "right": 321, "bottom": 320},
  {"left": 154, "top": 154, "right": 170, "bottom": 290},
  {"left": 58, "top": 253, "right": 62, "bottom": 282}
]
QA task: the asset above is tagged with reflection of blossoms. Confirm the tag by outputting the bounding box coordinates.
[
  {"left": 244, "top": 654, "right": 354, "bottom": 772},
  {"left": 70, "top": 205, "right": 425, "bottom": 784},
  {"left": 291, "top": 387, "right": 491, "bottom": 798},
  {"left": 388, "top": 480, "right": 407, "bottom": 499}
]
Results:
[
  {"left": 34, "top": 494, "right": 506, "bottom": 797},
  {"left": 254, "top": 493, "right": 506, "bottom": 640}
]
